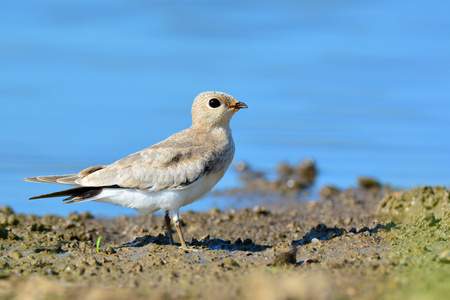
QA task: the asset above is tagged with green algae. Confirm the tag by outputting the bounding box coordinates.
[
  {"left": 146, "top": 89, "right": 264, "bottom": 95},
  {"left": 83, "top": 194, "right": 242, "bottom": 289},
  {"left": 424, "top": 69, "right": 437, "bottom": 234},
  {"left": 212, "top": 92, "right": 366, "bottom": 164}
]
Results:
[
  {"left": 376, "top": 186, "right": 450, "bottom": 300},
  {"left": 380, "top": 212, "right": 450, "bottom": 300},
  {"left": 377, "top": 186, "right": 450, "bottom": 221}
]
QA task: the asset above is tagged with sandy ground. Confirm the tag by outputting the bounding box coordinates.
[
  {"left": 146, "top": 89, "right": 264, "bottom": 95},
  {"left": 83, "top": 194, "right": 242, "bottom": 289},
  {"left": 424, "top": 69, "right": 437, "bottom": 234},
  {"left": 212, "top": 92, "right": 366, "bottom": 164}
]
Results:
[{"left": 1, "top": 161, "right": 449, "bottom": 300}]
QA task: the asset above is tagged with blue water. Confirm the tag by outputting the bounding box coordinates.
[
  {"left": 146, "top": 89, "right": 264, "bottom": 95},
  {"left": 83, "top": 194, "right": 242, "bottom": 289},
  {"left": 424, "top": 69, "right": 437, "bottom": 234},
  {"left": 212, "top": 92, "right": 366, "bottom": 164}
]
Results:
[{"left": 1, "top": 1, "right": 449, "bottom": 216}]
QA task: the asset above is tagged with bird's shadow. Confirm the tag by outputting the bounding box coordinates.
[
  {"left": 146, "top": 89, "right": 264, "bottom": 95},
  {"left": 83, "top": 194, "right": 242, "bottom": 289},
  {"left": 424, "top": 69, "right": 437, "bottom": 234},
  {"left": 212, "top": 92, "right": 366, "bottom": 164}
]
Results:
[{"left": 119, "top": 234, "right": 271, "bottom": 252}]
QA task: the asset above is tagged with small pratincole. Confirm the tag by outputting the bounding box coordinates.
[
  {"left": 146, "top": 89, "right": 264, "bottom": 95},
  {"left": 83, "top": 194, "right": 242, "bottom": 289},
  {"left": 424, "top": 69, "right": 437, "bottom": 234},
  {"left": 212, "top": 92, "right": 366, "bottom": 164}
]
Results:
[{"left": 25, "top": 91, "right": 247, "bottom": 248}]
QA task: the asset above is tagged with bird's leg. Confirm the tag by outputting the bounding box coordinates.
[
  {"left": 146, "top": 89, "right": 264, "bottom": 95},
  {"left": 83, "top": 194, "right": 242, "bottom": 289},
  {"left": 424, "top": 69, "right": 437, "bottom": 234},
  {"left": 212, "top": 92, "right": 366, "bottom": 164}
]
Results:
[
  {"left": 174, "top": 220, "right": 187, "bottom": 249},
  {"left": 164, "top": 211, "right": 174, "bottom": 245},
  {"left": 172, "top": 211, "right": 188, "bottom": 249}
]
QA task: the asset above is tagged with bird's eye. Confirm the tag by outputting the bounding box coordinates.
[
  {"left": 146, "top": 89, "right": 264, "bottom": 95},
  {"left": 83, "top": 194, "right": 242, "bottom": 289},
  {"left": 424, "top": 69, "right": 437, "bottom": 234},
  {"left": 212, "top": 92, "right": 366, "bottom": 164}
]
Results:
[{"left": 208, "top": 98, "right": 221, "bottom": 108}]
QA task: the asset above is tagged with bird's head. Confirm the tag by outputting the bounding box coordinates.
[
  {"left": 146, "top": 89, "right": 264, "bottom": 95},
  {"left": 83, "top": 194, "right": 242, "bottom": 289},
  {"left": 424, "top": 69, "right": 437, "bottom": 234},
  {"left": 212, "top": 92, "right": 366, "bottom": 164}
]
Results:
[{"left": 191, "top": 91, "right": 247, "bottom": 130}]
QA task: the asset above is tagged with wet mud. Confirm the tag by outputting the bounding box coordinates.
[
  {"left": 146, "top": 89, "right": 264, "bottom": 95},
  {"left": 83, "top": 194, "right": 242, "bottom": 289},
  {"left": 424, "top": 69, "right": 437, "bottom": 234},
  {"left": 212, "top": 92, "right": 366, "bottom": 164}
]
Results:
[{"left": 1, "top": 161, "right": 449, "bottom": 299}]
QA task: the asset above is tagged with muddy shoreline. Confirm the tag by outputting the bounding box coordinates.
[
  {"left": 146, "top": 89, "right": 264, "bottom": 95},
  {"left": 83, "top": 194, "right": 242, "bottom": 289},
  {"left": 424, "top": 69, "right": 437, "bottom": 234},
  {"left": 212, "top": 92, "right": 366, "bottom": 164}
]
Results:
[{"left": 1, "top": 162, "right": 449, "bottom": 299}]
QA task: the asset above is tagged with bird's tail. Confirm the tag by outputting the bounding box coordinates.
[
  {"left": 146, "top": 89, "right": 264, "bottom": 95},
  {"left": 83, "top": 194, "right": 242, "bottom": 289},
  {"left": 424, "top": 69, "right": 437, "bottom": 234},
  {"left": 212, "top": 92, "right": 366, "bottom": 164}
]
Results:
[{"left": 28, "top": 186, "right": 105, "bottom": 204}]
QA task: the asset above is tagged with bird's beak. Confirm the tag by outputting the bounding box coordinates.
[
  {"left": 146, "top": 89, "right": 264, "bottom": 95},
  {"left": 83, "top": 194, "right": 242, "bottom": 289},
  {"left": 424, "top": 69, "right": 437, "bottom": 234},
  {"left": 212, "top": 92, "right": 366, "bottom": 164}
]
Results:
[{"left": 230, "top": 101, "right": 248, "bottom": 111}]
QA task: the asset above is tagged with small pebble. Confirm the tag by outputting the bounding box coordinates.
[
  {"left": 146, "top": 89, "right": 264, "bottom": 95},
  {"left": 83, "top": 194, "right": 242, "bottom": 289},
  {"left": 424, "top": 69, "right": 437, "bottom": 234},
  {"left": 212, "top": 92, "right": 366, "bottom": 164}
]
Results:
[
  {"left": 101, "top": 246, "right": 117, "bottom": 255},
  {"left": 273, "top": 246, "right": 297, "bottom": 266}
]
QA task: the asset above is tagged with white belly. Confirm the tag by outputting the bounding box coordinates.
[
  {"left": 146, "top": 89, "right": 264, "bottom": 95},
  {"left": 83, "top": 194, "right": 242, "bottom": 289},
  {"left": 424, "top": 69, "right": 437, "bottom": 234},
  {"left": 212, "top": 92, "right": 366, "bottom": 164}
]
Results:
[{"left": 90, "top": 171, "right": 223, "bottom": 214}]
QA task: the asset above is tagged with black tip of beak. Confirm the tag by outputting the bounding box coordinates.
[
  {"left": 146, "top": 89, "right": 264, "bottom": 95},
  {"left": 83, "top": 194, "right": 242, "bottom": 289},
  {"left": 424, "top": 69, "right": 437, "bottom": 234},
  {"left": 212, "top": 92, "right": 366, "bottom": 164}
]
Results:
[{"left": 236, "top": 102, "right": 248, "bottom": 109}]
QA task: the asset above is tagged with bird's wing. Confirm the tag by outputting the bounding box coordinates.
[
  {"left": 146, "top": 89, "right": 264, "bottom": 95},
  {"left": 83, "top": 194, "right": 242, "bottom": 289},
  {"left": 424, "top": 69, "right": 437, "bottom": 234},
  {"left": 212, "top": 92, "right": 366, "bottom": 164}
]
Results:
[
  {"left": 25, "top": 165, "right": 106, "bottom": 186},
  {"left": 77, "top": 134, "right": 217, "bottom": 191},
  {"left": 78, "top": 146, "right": 214, "bottom": 190},
  {"left": 25, "top": 174, "right": 80, "bottom": 185}
]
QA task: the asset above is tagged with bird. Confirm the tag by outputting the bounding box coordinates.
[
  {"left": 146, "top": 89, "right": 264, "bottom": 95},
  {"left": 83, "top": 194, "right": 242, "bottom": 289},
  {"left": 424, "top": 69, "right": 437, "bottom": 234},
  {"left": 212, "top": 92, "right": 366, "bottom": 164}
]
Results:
[{"left": 25, "top": 91, "right": 247, "bottom": 249}]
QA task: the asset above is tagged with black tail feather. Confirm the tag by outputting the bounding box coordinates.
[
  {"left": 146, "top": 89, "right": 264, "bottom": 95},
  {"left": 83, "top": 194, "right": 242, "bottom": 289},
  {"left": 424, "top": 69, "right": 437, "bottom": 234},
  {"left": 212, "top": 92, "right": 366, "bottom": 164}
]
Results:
[
  {"left": 29, "top": 186, "right": 104, "bottom": 203},
  {"left": 29, "top": 185, "right": 122, "bottom": 203}
]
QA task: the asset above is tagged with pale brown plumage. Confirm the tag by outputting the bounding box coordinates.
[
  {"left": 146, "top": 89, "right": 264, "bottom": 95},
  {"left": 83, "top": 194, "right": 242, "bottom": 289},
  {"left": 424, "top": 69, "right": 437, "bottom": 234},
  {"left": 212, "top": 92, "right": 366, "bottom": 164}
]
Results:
[{"left": 25, "top": 91, "right": 247, "bottom": 249}]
